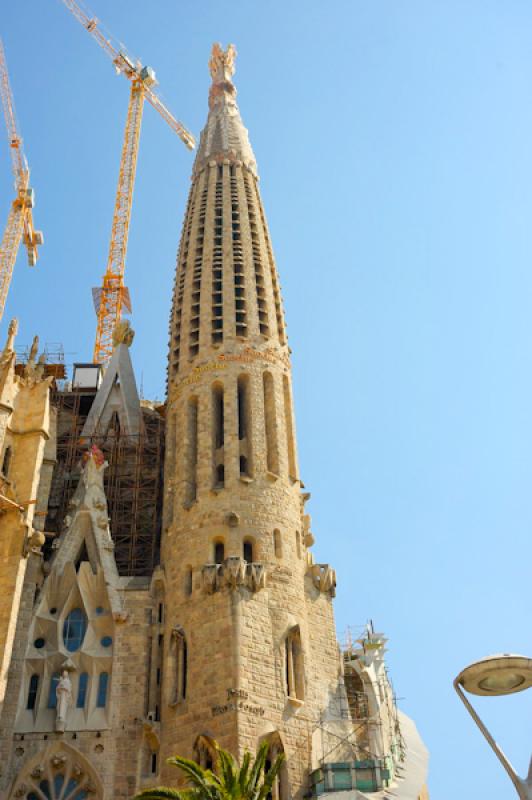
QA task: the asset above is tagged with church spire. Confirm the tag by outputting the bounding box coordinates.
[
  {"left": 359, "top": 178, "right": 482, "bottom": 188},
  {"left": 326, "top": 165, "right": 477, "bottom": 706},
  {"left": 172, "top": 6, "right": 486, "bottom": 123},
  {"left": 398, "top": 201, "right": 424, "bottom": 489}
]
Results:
[{"left": 193, "top": 43, "right": 257, "bottom": 177}]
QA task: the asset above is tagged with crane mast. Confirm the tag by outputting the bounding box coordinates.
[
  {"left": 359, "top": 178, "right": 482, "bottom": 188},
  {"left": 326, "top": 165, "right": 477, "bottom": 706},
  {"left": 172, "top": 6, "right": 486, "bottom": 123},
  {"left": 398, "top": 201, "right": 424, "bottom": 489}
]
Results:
[
  {"left": 61, "top": 0, "right": 195, "bottom": 365},
  {"left": 0, "top": 38, "right": 43, "bottom": 322}
]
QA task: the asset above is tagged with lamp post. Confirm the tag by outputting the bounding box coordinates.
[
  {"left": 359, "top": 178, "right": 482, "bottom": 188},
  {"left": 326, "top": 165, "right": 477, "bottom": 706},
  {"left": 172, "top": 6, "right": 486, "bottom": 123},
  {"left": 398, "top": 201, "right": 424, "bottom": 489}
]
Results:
[{"left": 454, "top": 654, "right": 532, "bottom": 800}]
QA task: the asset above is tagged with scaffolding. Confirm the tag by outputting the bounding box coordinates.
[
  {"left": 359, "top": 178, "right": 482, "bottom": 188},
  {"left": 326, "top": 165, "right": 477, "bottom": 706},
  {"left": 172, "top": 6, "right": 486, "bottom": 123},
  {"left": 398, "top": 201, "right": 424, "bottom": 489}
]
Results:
[{"left": 45, "top": 386, "right": 164, "bottom": 576}]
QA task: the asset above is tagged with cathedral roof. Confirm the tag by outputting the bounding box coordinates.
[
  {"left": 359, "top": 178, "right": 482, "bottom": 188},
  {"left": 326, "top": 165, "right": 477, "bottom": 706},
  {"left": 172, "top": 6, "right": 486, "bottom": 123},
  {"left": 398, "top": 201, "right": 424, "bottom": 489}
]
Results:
[{"left": 193, "top": 43, "right": 257, "bottom": 177}]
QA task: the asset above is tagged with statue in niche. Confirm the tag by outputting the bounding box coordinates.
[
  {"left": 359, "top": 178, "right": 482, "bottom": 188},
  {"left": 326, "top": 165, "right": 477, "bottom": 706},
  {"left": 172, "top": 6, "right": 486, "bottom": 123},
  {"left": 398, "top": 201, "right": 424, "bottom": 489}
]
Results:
[{"left": 55, "top": 671, "right": 73, "bottom": 732}]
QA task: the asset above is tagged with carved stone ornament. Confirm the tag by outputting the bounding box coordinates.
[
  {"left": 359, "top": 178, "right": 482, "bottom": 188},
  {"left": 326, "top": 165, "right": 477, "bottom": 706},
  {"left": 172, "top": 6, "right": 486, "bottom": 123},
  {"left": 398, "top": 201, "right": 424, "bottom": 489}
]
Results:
[
  {"left": 247, "top": 562, "right": 267, "bottom": 592},
  {"left": 14, "top": 784, "right": 27, "bottom": 797},
  {"left": 309, "top": 563, "right": 337, "bottom": 597},
  {"left": 201, "top": 564, "right": 220, "bottom": 594},
  {"left": 209, "top": 42, "right": 237, "bottom": 83},
  {"left": 31, "top": 766, "right": 44, "bottom": 779},
  {"left": 51, "top": 754, "right": 67, "bottom": 769},
  {"left": 201, "top": 559, "right": 267, "bottom": 594},
  {"left": 112, "top": 319, "right": 135, "bottom": 348},
  {"left": 226, "top": 511, "right": 240, "bottom": 527},
  {"left": 224, "top": 556, "right": 246, "bottom": 589}
]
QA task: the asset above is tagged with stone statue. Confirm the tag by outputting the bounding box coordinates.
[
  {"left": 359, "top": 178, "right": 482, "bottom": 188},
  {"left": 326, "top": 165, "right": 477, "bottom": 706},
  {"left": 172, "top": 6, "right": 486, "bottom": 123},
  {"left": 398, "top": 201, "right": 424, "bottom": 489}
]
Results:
[
  {"left": 112, "top": 319, "right": 135, "bottom": 348},
  {"left": 55, "top": 671, "right": 72, "bottom": 732}
]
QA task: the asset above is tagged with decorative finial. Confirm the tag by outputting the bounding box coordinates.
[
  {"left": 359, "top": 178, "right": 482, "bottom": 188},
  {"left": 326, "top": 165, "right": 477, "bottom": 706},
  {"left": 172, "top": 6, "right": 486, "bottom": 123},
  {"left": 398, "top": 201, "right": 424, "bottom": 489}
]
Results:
[
  {"left": 209, "top": 43, "right": 237, "bottom": 84},
  {"left": 112, "top": 319, "right": 135, "bottom": 348},
  {"left": 4, "top": 318, "right": 18, "bottom": 353},
  {"left": 208, "top": 43, "right": 237, "bottom": 110}
]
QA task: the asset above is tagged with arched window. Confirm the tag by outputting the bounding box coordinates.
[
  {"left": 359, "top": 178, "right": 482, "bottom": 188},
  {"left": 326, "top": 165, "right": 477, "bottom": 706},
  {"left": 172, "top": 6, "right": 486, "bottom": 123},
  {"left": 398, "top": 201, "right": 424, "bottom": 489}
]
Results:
[
  {"left": 11, "top": 745, "right": 101, "bottom": 800},
  {"left": 243, "top": 540, "right": 253, "bottom": 563},
  {"left": 27, "top": 674, "right": 39, "bottom": 710},
  {"left": 239, "top": 455, "right": 248, "bottom": 476},
  {"left": 96, "top": 672, "right": 109, "bottom": 708},
  {"left": 263, "top": 372, "right": 279, "bottom": 474},
  {"left": 215, "top": 463, "right": 225, "bottom": 487},
  {"left": 214, "top": 541, "right": 225, "bottom": 564},
  {"left": 262, "top": 733, "right": 288, "bottom": 800},
  {"left": 195, "top": 735, "right": 216, "bottom": 771},
  {"left": 62, "top": 608, "right": 87, "bottom": 652},
  {"left": 1, "top": 445, "right": 12, "bottom": 477},
  {"left": 47, "top": 673, "right": 60, "bottom": 709},
  {"left": 285, "top": 626, "right": 304, "bottom": 702},
  {"left": 273, "top": 529, "right": 282, "bottom": 558},
  {"left": 76, "top": 673, "right": 89, "bottom": 709}
]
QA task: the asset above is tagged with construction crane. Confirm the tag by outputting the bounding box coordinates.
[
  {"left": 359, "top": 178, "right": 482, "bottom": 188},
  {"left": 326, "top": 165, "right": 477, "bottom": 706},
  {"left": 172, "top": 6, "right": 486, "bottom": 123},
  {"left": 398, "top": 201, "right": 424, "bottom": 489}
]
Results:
[
  {"left": 0, "top": 38, "right": 43, "bottom": 322},
  {"left": 61, "top": 0, "right": 195, "bottom": 365}
]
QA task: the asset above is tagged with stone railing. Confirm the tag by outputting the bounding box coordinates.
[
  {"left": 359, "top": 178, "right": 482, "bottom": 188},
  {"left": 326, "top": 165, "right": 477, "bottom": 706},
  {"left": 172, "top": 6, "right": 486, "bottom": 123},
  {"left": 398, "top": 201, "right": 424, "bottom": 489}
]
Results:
[{"left": 202, "top": 557, "right": 267, "bottom": 594}]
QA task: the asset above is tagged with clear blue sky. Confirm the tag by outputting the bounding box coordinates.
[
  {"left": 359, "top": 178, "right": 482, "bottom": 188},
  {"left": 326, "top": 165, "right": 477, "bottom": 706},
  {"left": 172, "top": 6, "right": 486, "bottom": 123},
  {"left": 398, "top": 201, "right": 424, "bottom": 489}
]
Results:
[{"left": 2, "top": 1, "right": 531, "bottom": 798}]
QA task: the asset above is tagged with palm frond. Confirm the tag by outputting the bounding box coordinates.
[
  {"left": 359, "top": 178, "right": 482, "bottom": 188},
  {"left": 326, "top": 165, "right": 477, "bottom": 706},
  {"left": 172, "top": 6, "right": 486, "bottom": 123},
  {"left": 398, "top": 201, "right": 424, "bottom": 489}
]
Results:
[{"left": 133, "top": 787, "right": 198, "bottom": 800}]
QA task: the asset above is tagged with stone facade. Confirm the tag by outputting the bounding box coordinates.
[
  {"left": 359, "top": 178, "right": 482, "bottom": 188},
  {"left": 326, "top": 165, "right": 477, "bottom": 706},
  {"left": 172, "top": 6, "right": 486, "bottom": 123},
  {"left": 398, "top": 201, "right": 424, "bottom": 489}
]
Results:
[{"left": 0, "top": 44, "right": 428, "bottom": 800}]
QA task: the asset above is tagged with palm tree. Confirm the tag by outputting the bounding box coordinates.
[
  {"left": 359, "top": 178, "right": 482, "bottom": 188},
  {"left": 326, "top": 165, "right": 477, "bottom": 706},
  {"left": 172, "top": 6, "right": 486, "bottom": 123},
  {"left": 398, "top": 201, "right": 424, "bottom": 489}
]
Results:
[{"left": 134, "top": 737, "right": 285, "bottom": 800}]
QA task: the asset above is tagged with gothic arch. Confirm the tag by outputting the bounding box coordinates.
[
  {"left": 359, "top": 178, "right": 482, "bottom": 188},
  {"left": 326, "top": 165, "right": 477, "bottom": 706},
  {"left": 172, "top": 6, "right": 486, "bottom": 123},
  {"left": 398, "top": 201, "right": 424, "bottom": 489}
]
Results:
[
  {"left": 258, "top": 731, "right": 289, "bottom": 800},
  {"left": 193, "top": 734, "right": 217, "bottom": 770},
  {"left": 8, "top": 741, "right": 103, "bottom": 800}
]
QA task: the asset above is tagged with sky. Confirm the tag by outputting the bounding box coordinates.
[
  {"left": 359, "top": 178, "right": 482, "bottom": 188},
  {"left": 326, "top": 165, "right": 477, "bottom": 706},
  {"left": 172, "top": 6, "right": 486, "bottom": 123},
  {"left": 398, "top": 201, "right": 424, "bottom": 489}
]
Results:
[{"left": 2, "top": 1, "right": 532, "bottom": 798}]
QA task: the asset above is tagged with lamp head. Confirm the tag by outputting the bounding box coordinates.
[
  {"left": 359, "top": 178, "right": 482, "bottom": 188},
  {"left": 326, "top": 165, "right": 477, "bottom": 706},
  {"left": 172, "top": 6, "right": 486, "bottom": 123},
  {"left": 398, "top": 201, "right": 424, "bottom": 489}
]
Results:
[{"left": 456, "top": 654, "right": 532, "bottom": 697}]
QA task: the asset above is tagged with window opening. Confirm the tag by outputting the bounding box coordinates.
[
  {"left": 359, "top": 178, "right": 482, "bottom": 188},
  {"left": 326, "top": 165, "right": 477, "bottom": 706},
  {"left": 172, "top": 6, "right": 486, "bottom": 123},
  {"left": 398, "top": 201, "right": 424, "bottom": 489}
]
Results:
[
  {"left": 48, "top": 673, "right": 60, "bottom": 709},
  {"left": 97, "top": 672, "right": 109, "bottom": 708},
  {"left": 214, "top": 541, "right": 225, "bottom": 564},
  {"left": 213, "top": 384, "right": 224, "bottom": 448},
  {"left": 263, "top": 372, "right": 279, "bottom": 474},
  {"left": 185, "top": 396, "right": 198, "bottom": 504},
  {"left": 243, "top": 540, "right": 253, "bottom": 562},
  {"left": 63, "top": 608, "right": 87, "bottom": 652},
  {"left": 27, "top": 674, "right": 39, "bottom": 710},
  {"left": 273, "top": 529, "right": 282, "bottom": 558},
  {"left": 74, "top": 542, "right": 89, "bottom": 573},
  {"left": 285, "top": 626, "right": 304, "bottom": 701},
  {"left": 185, "top": 567, "right": 193, "bottom": 596},
  {"left": 1, "top": 445, "right": 12, "bottom": 477},
  {"left": 77, "top": 673, "right": 88, "bottom": 708},
  {"left": 283, "top": 375, "right": 297, "bottom": 479},
  {"left": 172, "top": 628, "right": 188, "bottom": 703}
]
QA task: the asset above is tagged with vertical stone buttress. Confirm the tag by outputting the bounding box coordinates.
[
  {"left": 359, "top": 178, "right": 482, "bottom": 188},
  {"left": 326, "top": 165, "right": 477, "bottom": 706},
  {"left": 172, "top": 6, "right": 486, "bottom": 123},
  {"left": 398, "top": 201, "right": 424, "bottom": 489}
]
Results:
[
  {"left": 161, "top": 46, "right": 340, "bottom": 798},
  {"left": 0, "top": 323, "right": 51, "bottom": 710}
]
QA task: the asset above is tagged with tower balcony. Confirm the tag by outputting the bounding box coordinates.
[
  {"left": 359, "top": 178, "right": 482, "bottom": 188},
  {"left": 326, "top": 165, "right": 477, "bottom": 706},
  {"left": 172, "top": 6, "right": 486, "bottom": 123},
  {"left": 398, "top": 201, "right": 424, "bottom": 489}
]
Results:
[{"left": 201, "top": 556, "right": 266, "bottom": 594}]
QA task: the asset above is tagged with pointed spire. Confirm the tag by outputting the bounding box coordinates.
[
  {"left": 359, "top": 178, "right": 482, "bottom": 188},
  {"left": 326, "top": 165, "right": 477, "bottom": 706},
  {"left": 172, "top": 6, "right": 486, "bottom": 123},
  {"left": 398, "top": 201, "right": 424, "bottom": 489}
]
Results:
[{"left": 193, "top": 43, "right": 257, "bottom": 177}]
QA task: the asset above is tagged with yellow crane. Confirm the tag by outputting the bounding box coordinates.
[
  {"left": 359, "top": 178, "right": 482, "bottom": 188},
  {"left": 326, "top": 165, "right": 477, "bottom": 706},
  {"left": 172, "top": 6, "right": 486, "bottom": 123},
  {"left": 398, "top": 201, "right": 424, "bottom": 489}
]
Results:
[
  {"left": 62, "top": 0, "right": 195, "bottom": 365},
  {"left": 0, "top": 38, "right": 43, "bottom": 322}
]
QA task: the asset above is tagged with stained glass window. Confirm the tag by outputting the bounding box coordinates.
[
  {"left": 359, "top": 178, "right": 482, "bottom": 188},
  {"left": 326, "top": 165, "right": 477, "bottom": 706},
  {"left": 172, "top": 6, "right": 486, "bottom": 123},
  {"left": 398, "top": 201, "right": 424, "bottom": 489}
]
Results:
[
  {"left": 48, "top": 673, "right": 60, "bottom": 708},
  {"left": 62, "top": 608, "right": 87, "bottom": 652},
  {"left": 97, "top": 672, "right": 109, "bottom": 707},
  {"left": 76, "top": 673, "right": 88, "bottom": 708}
]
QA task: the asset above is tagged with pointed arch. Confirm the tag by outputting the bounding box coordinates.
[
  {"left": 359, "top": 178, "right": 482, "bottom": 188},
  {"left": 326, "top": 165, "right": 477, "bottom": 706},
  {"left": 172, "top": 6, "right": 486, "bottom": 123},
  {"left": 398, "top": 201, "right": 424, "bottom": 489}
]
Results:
[
  {"left": 194, "top": 733, "right": 217, "bottom": 771},
  {"left": 8, "top": 741, "right": 103, "bottom": 800},
  {"left": 258, "top": 731, "right": 289, "bottom": 800}
]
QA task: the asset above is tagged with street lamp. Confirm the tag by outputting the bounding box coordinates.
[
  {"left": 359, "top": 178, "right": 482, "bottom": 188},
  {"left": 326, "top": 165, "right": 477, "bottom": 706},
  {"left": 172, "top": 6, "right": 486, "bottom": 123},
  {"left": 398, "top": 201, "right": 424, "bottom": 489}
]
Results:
[{"left": 454, "top": 654, "right": 532, "bottom": 800}]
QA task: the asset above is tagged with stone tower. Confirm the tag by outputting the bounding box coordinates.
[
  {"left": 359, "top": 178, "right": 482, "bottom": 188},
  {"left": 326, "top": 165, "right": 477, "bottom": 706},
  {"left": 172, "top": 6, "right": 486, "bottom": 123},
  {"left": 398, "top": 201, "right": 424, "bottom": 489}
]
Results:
[{"left": 160, "top": 44, "right": 341, "bottom": 797}]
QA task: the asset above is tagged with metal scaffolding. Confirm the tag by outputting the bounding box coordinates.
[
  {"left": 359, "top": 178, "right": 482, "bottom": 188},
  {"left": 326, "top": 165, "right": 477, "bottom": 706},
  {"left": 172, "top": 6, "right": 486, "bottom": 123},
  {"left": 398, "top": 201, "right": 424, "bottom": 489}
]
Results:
[{"left": 45, "top": 386, "right": 164, "bottom": 576}]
